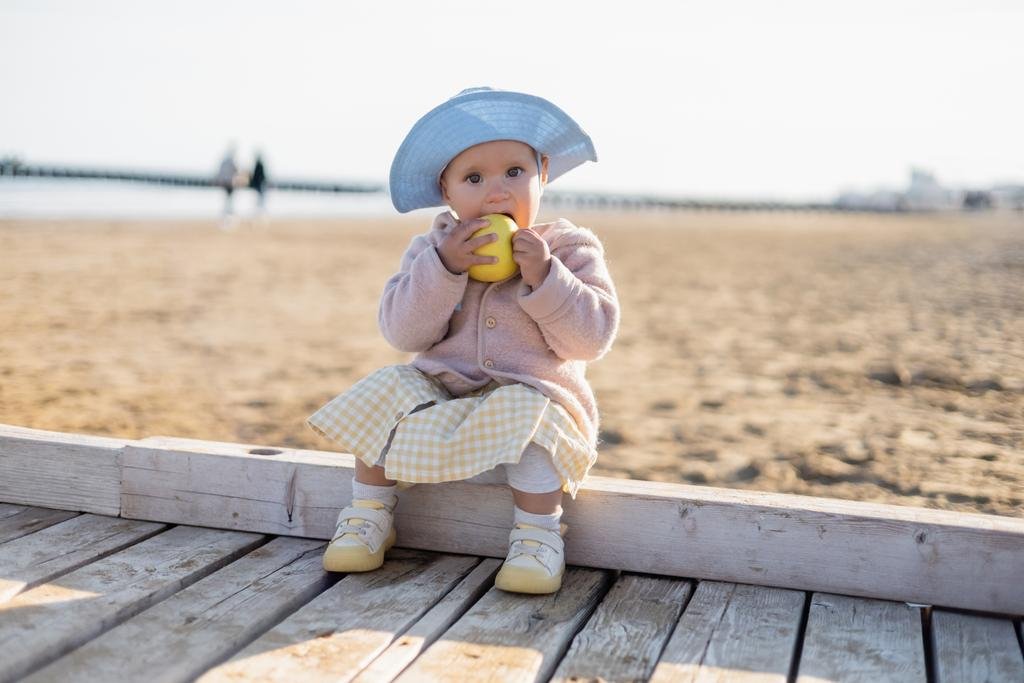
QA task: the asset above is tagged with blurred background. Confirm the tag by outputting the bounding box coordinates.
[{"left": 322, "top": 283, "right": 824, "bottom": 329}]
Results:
[
  {"left": 2, "top": 0, "right": 1022, "bottom": 215},
  {"left": 1, "top": 1, "right": 1022, "bottom": 517}
]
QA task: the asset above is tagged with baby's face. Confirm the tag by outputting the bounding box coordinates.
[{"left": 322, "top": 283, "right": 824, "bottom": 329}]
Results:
[{"left": 440, "top": 140, "right": 547, "bottom": 229}]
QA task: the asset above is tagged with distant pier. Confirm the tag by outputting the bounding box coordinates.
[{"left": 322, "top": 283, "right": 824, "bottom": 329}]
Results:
[
  {"left": 1, "top": 159, "right": 883, "bottom": 212},
  {"left": 0, "top": 159, "right": 384, "bottom": 195},
  {"left": 541, "top": 190, "right": 842, "bottom": 212}
]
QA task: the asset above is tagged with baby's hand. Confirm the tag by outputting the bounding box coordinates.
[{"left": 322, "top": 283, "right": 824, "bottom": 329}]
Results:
[
  {"left": 512, "top": 228, "right": 551, "bottom": 289},
  {"left": 436, "top": 217, "right": 499, "bottom": 275}
]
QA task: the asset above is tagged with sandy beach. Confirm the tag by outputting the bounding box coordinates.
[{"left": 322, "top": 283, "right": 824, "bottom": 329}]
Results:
[{"left": 1, "top": 210, "right": 1021, "bottom": 518}]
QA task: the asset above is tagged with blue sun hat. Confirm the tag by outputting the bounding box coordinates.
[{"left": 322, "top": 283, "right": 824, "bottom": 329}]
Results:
[{"left": 388, "top": 87, "right": 598, "bottom": 213}]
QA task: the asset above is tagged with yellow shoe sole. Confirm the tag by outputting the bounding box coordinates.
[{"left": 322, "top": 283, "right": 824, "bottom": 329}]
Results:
[
  {"left": 322, "top": 527, "right": 396, "bottom": 573},
  {"left": 494, "top": 563, "right": 564, "bottom": 595}
]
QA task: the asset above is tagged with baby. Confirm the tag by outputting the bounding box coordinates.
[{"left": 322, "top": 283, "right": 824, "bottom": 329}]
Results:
[{"left": 307, "top": 87, "right": 619, "bottom": 594}]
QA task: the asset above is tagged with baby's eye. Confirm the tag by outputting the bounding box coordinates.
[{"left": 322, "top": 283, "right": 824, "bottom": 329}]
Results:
[
  {"left": 507, "top": 167, "right": 524, "bottom": 178},
  {"left": 466, "top": 173, "right": 482, "bottom": 184}
]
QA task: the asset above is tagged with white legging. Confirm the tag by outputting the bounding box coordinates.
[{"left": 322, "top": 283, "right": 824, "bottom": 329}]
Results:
[{"left": 463, "top": 442, "right": 563, "bottom": 494}]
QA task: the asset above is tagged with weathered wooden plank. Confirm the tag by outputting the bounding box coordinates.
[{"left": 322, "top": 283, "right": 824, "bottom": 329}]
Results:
[
  {"left": 25, "top": 537, "right": 330, "bottom": 683},
  {"left": 0, "top": 504, "right": 25, "bottom": 520},
  {"left": 0, "top": 525, "right": 264, "bottom": 682},
  {"left": 352, "top": 558, "right": 502, "bottom": 683},
  {"left": 121, "top": 433, "right": 1024, "bottom": 615},
  {"left": 199, "top": 549, "right": 480, "bottom": 682},
  {"left": 649, "top": 580, "right": 804, "bottom": 683},
  {"left": 122, "top": 436, "right": 353, "bottom": 538},
  {"left": 797, "top": 593, "right": 927, "bottom": 683},
  {"left": 0, "top": 423, "right": 124, "bottom": 515},
  {"left": 396, "top": 567, "right": 613, "bottom": 683},
  {"left": 573, "top": 478, "right": 1024, "bottom": 616},
  {"left": 0, "top": 506, "right": 79, "bottom": 545},
  {"left": 551, "top": 573, "right": 692, "bottom": 682},
  {"left": 932, "top": 609, "right": 1024, "bottom": 682},
  {"left": 0, "top": 514, "right": 165, "bottom": 602},
  {"left": 8, "top": 426, "right": 1024, "bottom": 614}
]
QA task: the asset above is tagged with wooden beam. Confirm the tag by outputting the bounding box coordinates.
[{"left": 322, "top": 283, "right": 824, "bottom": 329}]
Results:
[
  {"left": 0, "top": 424, "right": 124, "bottom": 515},
  {"left": 571, "top": 477, "right": 1024, "bottom": 616},
  {"left": 2, "top": 425, "right": 1023, "bottom": 615},
  {"left": 121, "top": 436, "right": 350, "bottom": 538}
]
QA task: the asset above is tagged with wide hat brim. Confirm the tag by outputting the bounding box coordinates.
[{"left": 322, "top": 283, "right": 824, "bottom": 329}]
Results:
[{"left": 388, "top": 88, "right": 597, "bottom": 213}]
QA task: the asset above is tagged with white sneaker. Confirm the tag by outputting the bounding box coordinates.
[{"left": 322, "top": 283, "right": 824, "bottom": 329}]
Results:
[
  {"left": 322, "top": 497, "right": 397, "bottom": 573},
  {"left": 494, "top": 523, "right": 566, "bottom": 594}
]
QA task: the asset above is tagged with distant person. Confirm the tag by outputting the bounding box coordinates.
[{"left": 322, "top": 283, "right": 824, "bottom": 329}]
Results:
[
  {"left": 250, "top": 153, "right": 268, "bottom": 212},
  {"left": 215, "top": 147, "right": 238, "bottom": 217},
  {"left": 306, "top": 88, "right": 615, "bottom": 595}
]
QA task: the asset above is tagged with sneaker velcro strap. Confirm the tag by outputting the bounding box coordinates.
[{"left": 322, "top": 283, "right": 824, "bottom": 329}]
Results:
[
  {"left": 332, "top": 523, "right": 387, "bottom": 553},
  {"left": 509, "top": 527, "right": 564, "bottom": 553},
  {"left": 334, "top": 506, "right": 392, "bottom": 534}
]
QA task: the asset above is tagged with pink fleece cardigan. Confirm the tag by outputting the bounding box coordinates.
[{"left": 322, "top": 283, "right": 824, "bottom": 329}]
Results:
[{"left": 378, "top": 211, "right": 620, "bottom": 450}]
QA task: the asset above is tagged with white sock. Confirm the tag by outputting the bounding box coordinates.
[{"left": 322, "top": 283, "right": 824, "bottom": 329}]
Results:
[
  {"left": 513, "top": 505, "right": 562, "bottom": 533},
  {"left": 352, "top": 480, "right": 398, "bottom": 506}
]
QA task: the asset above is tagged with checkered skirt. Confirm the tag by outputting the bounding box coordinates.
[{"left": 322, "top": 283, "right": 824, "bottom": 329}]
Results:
[{"left": 307, "top": 365, "right": 596, "bottom": 497}]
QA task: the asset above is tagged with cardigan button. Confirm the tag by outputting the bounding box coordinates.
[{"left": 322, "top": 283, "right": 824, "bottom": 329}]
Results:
[
  {"left": 483, "top": 359, "right": 494, "bottom": 369},
  {"left": 485, "top": 317, "right": 496, "bottom": 329}
]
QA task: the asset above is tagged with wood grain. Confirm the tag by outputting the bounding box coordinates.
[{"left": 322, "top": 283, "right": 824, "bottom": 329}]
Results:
[
  {"left": 396, "top": 567, "right": 613, "bottom": 683},
  {"left": 797, "top": 593, "right": 926, "bottom": 682},
  {"left": 0, "top": 525, "right": 263, "bottom": 682},
  {"left": 551, "top": 573, "right": 692, "bottom": 682},
  {"left": 3, "top": 425, "right": 1024, "bottom": 614},
  {"left": 932, "top": 609, "right": 1024, "bottom": 683},
  {"left": 650, "top": 581, "right": 804, "bottom": 683},
  {"left": 0, "top": 506, "right": 78, "bottom": 545},
  {"left": 0, "top": 424, "right": 124, "bottom": 515},
  {"left": 0, "top": 514, "right": 164, "bottom": 602},
  {"left": 25, "top": 537, "right": 330, "bottom": 683},
  {"left": 200, "top": 549, "right": 479, "bottom": 682},
  {"left": 121, "top": 436, "right": 353, "bottom": 538},
  {"left": 352, "top": 558, "right": 501, "bottom": 683},
  {"left": 120, "top": 434, "right": 1024, "bottom": 614}
]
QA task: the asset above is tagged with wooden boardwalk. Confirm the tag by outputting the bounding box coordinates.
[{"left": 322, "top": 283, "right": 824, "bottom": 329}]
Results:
[
  {"left": 0, "top": 504, "right": 1022, "bottom": 682},
  {"left": 1, "top": 424, "right": 1023, "bottom": 681}
]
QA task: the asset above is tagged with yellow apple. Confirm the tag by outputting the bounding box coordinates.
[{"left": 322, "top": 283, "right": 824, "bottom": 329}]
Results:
[{"left": 468, "top": 213, "right": 520, "bottom": 282}]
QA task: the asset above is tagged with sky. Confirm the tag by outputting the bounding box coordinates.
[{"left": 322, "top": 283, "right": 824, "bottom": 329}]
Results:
[{"left": 1, "top": 0, "right": 1022, "bottom": 201}]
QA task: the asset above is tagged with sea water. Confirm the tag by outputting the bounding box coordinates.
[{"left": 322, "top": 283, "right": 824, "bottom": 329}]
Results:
[{"left": 0, "top": 178, "right": 396, "bottom": 219}]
